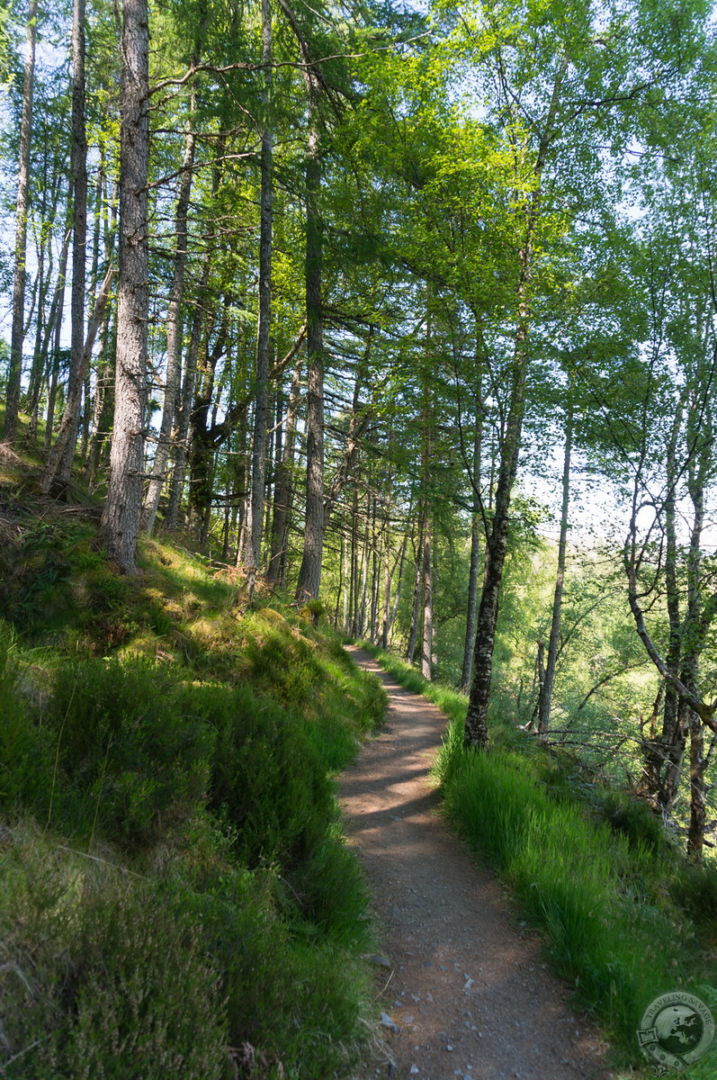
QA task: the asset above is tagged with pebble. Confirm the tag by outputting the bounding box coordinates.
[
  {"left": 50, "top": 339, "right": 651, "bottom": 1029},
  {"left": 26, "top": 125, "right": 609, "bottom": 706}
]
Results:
[{"left": 380, "top": 1012, "right": 398, "bottom": 1031}]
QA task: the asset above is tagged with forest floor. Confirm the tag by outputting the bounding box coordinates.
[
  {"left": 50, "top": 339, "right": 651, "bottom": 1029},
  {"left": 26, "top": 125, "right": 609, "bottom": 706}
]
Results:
[{"left": 341, "top": 646, "right": 617, "bottom": 1080}]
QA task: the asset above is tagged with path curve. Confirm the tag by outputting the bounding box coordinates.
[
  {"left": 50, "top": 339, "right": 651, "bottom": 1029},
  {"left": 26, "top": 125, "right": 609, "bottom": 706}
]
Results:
[{"left": 340, "top": 646, "right": 615, "bottom": 1080}]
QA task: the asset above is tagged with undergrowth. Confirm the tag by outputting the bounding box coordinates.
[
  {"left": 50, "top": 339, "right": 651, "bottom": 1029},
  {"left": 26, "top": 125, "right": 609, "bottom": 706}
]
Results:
[
  {"left": 0, "top": 519, "right": 386, "bottom": 1080},
  {"left": 358, "top": 641, "right": 717, "bottom": 1078}
]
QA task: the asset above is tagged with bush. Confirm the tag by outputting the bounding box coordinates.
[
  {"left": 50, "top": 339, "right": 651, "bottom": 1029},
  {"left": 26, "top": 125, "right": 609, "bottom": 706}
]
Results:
[
  {"left": 206, "top": 682, "right": 334, "bottom": 870},
  {"left": 591, "top": 787, "right": 666, "bottom": 852},
  {"left": 0, "top": 623, "right": 54, "bottom": 817},
  {"left": 167, "top": 854, "right": 371, "bottom": 1080},
  {"left": 670, "top": 861, "right": 717, "bottom": 928},
  {"left": 45, "top": 658, "right": 214, "bottom": 848},
  {"left": 0, "top": 837, "right": 228, "bottom": 1080}
]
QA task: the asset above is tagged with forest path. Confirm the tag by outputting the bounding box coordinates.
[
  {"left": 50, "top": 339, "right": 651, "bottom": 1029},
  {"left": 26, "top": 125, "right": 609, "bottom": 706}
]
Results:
[{"left": 340, "top": 646, "right": 615, "bottom": 1080}]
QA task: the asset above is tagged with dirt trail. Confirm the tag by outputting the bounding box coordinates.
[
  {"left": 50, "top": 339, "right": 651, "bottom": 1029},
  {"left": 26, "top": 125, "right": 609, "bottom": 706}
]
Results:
[{"left": 340, "top": 647, "right": 615, "bottom": 1080}]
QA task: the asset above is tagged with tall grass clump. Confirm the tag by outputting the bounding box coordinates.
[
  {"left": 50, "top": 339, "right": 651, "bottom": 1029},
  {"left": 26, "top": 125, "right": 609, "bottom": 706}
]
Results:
[{"left": 435, "top": 720, "right": 712, "bottom": 1060}]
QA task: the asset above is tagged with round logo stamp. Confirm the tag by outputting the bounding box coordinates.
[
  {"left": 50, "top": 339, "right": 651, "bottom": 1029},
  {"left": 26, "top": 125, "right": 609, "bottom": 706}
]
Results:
[{"left": 637, "top": 991, "right": 715, "bottom": 1073}]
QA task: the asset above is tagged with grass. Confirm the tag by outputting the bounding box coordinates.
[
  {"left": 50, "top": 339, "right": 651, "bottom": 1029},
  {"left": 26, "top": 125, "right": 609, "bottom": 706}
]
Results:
[
  {"left": 357, "top": 641, "right": 717, "bottom": 1078},
  {"left": 0, "top": 475, "right": 388, "bottom": 1080}
]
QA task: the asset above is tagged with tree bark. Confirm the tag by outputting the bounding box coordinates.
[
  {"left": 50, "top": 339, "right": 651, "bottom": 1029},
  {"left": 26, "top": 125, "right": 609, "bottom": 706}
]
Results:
[
  {"left": 461, "top": 383, "right": 483, "bottom": 691},
  {"left": 246, "top": 0, "right": 274, "bottom": 600},
  {"left": 464, "top": 57, "right": 568, "bottom": 749},
  {"left": 537, "top": 397, "right": 573, "bottom": 733},
  {"left": 267, "top": 350, "right": 303, "bottom": 586},
  {"left": 142, "top": 99, "right": 197, "bottom": 534},
  {"left": 294, "top": 118, "right": 324, "bottom": 602},
  {"left": 4, "top": 0, "right": 38, "bottom": 442},
  {"left": 420, "top": 516, "right": 433, "bottom": 680},
  {"left": 41, "top": 265, "right": 115, "bottom": 496},
  {"left": 464, "top": 223, "right": 533, "bottom": 747},
  {"left": 44, "top": 0, "right": 88, "bottom": 491},
  {"left": 406, "top": 513, "right": 424, "bottom": 663},
  {"left": 101, "top": 0, "right": 149, "bottom": 573}
]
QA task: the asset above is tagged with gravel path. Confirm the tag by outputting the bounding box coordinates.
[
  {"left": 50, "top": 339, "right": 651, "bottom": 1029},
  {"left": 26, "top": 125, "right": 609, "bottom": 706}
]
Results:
[{"left": 340, "top": 647, "right": 615, "bottom": 1080}]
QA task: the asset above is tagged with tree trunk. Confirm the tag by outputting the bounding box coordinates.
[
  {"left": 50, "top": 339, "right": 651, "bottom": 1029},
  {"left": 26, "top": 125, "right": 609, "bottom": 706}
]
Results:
[
  {"left": 464, "top": 58, "right": 567, "bottom": 749},
  {"left": 295, "top": 118, "right": 324, "bottom": 602},
  {"left": 537, "top": 397, "right": 573, "bottom": 733},
  {"left": 142, "top": 100, "right": 197, "bottom": 533},
  {"left": 267, "top": 351, "right": 303, "bottom": 586},
  {"left": 31, "top": 226, "right": 70, "bottom": 438},
  {"left": 4, "top": 0, "right": 38, "bottom": 442},
  {"left": 464, "top": 187, "right": 540, "bottom": 748},
  {"left": 461, "top": 381, "right": 483, "bottom": 690},
  {"left": 41, "top": 265, "right": 115, "bottom": 496},
  {"left": 87, "top": 313, "right": 116, "bottom": 488},
  {"left": 101, "top": 0, "right": 149, "bottom": 573},
  {"left": 45, "top": 0, "right": 88, "bottom": 490},
  {"left": 246, "top": 0, "right": 274, "bottom": 601},
  {"left": 653, "top": 397, "right": 687, "bottom": 809},
  {"left": 164, "top": 255, "right": 209, "bottom": 530},
  {"left": 406, "top": 514, "right": 424, "bottom": 664},
  {"left": 420, "top": 516, "right": 433, "bottom": 680},
  {"left": 382, "top": 531, "right": 407, "bottom": 650}
]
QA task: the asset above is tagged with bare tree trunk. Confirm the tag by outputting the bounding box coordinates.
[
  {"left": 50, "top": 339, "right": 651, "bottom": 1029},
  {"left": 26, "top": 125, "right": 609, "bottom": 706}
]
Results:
[
  {"left": 464, "top": 60, "right": 567, "bottom": 749},
  {"left": 382, "top": 531, "right": 406, "bottom": 650},
  {"left": 164, "top": 256, "right": 209, "bottom": 530},
  {"left": 464, "top": 193, "right": 538, "bottom": 748},
  {"left": 406, "top": 515, "right": 422, "bottom": 662},
  {"left": 101, "top": 0, "right": 149, "bottom": 573},
  {"left": 420, "top": 516, "right": 433, "bottom": 680},
  {"left": 537, "top": 398, "right": 573, "bottom": 733},
  {"left": 43, "top": 0, "right": 88, "bottom": 490},
  {"left": 25, "top": 168, "right": 54, "bottom": 433},
  {"left": 142, "top": 99, "right": 197, "bottom": 533},
  {"left": 295, "top": 116, "right": 324, "bottom": 602},
  {"left": 653, "top": 397, "right": 687, "bottom": 808},
  {"left": 42, "top": 265, "right": 115, "bottom": 495},
  {"left": 246, "top": 0, "right": 274, "bottom": 601},
  {"left": 31, "top": 226, "right": 70, "bottom": 438},
  {"left": 685, "top": 407, "right": 709, "bottom": 861},
  {"left": 461, "top": 386, "right": 483, "bottom": 690},
  {"left": 4, "top": 0, "right": 38, "bottom": 442},
  {"left": 267, "top": 351, "right": 303, "bottom": 586},
  {"left": 87, "top": 313, "right": 116, "bottom": 488}
]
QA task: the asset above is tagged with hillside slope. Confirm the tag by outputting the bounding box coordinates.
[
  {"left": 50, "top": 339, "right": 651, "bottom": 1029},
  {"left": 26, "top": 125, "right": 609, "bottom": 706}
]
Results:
[{"left": 0, "top": 456, "right": 386, "bottom": 1080}]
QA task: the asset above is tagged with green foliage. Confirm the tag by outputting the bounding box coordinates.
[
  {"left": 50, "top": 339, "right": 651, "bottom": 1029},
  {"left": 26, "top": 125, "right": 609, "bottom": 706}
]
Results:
[
  {"left": 0, "top": 622, "right": 54, "bottom": 816},
  {"left": 434, "top": 719, "right": 712, "bottom": 1058},
  {"left": 207, "top": 680, "right": 333, "bottom": 869},
  {"left": 0, "top": 526, "right": 387, "bottom": 1080},
  {"left": 44, "top": 658, "right": 213, "bottom": 849},
  {"left": 670, "top": 861, "right": 717, "bottom": 929},
  {"left": 589, "top": 787, "right": 665, "bottom": 853},
  {"left": 0, "top": 831, "right": 227, "bottom": 1080}
]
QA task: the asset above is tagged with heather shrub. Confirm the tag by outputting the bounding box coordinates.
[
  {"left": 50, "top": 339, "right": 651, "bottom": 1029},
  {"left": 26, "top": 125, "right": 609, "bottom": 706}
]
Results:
[
  {"left": 206, "top": 681, "right": 333, "bottom": 869},
  {"left": 0, "top": 831, "right": 227, "bottom": 1080},
  {"left": 45, "top": 658, "right": 214, "bottom": 848}
]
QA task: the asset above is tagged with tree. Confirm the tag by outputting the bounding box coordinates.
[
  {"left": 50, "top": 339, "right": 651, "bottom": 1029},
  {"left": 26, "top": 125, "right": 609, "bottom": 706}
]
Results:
[
  {"left": 101, "top": 0, "right": 150, "bottom": 573},
  {"left": 4, "top": 0, "right": 38, "bottom": 442}
]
